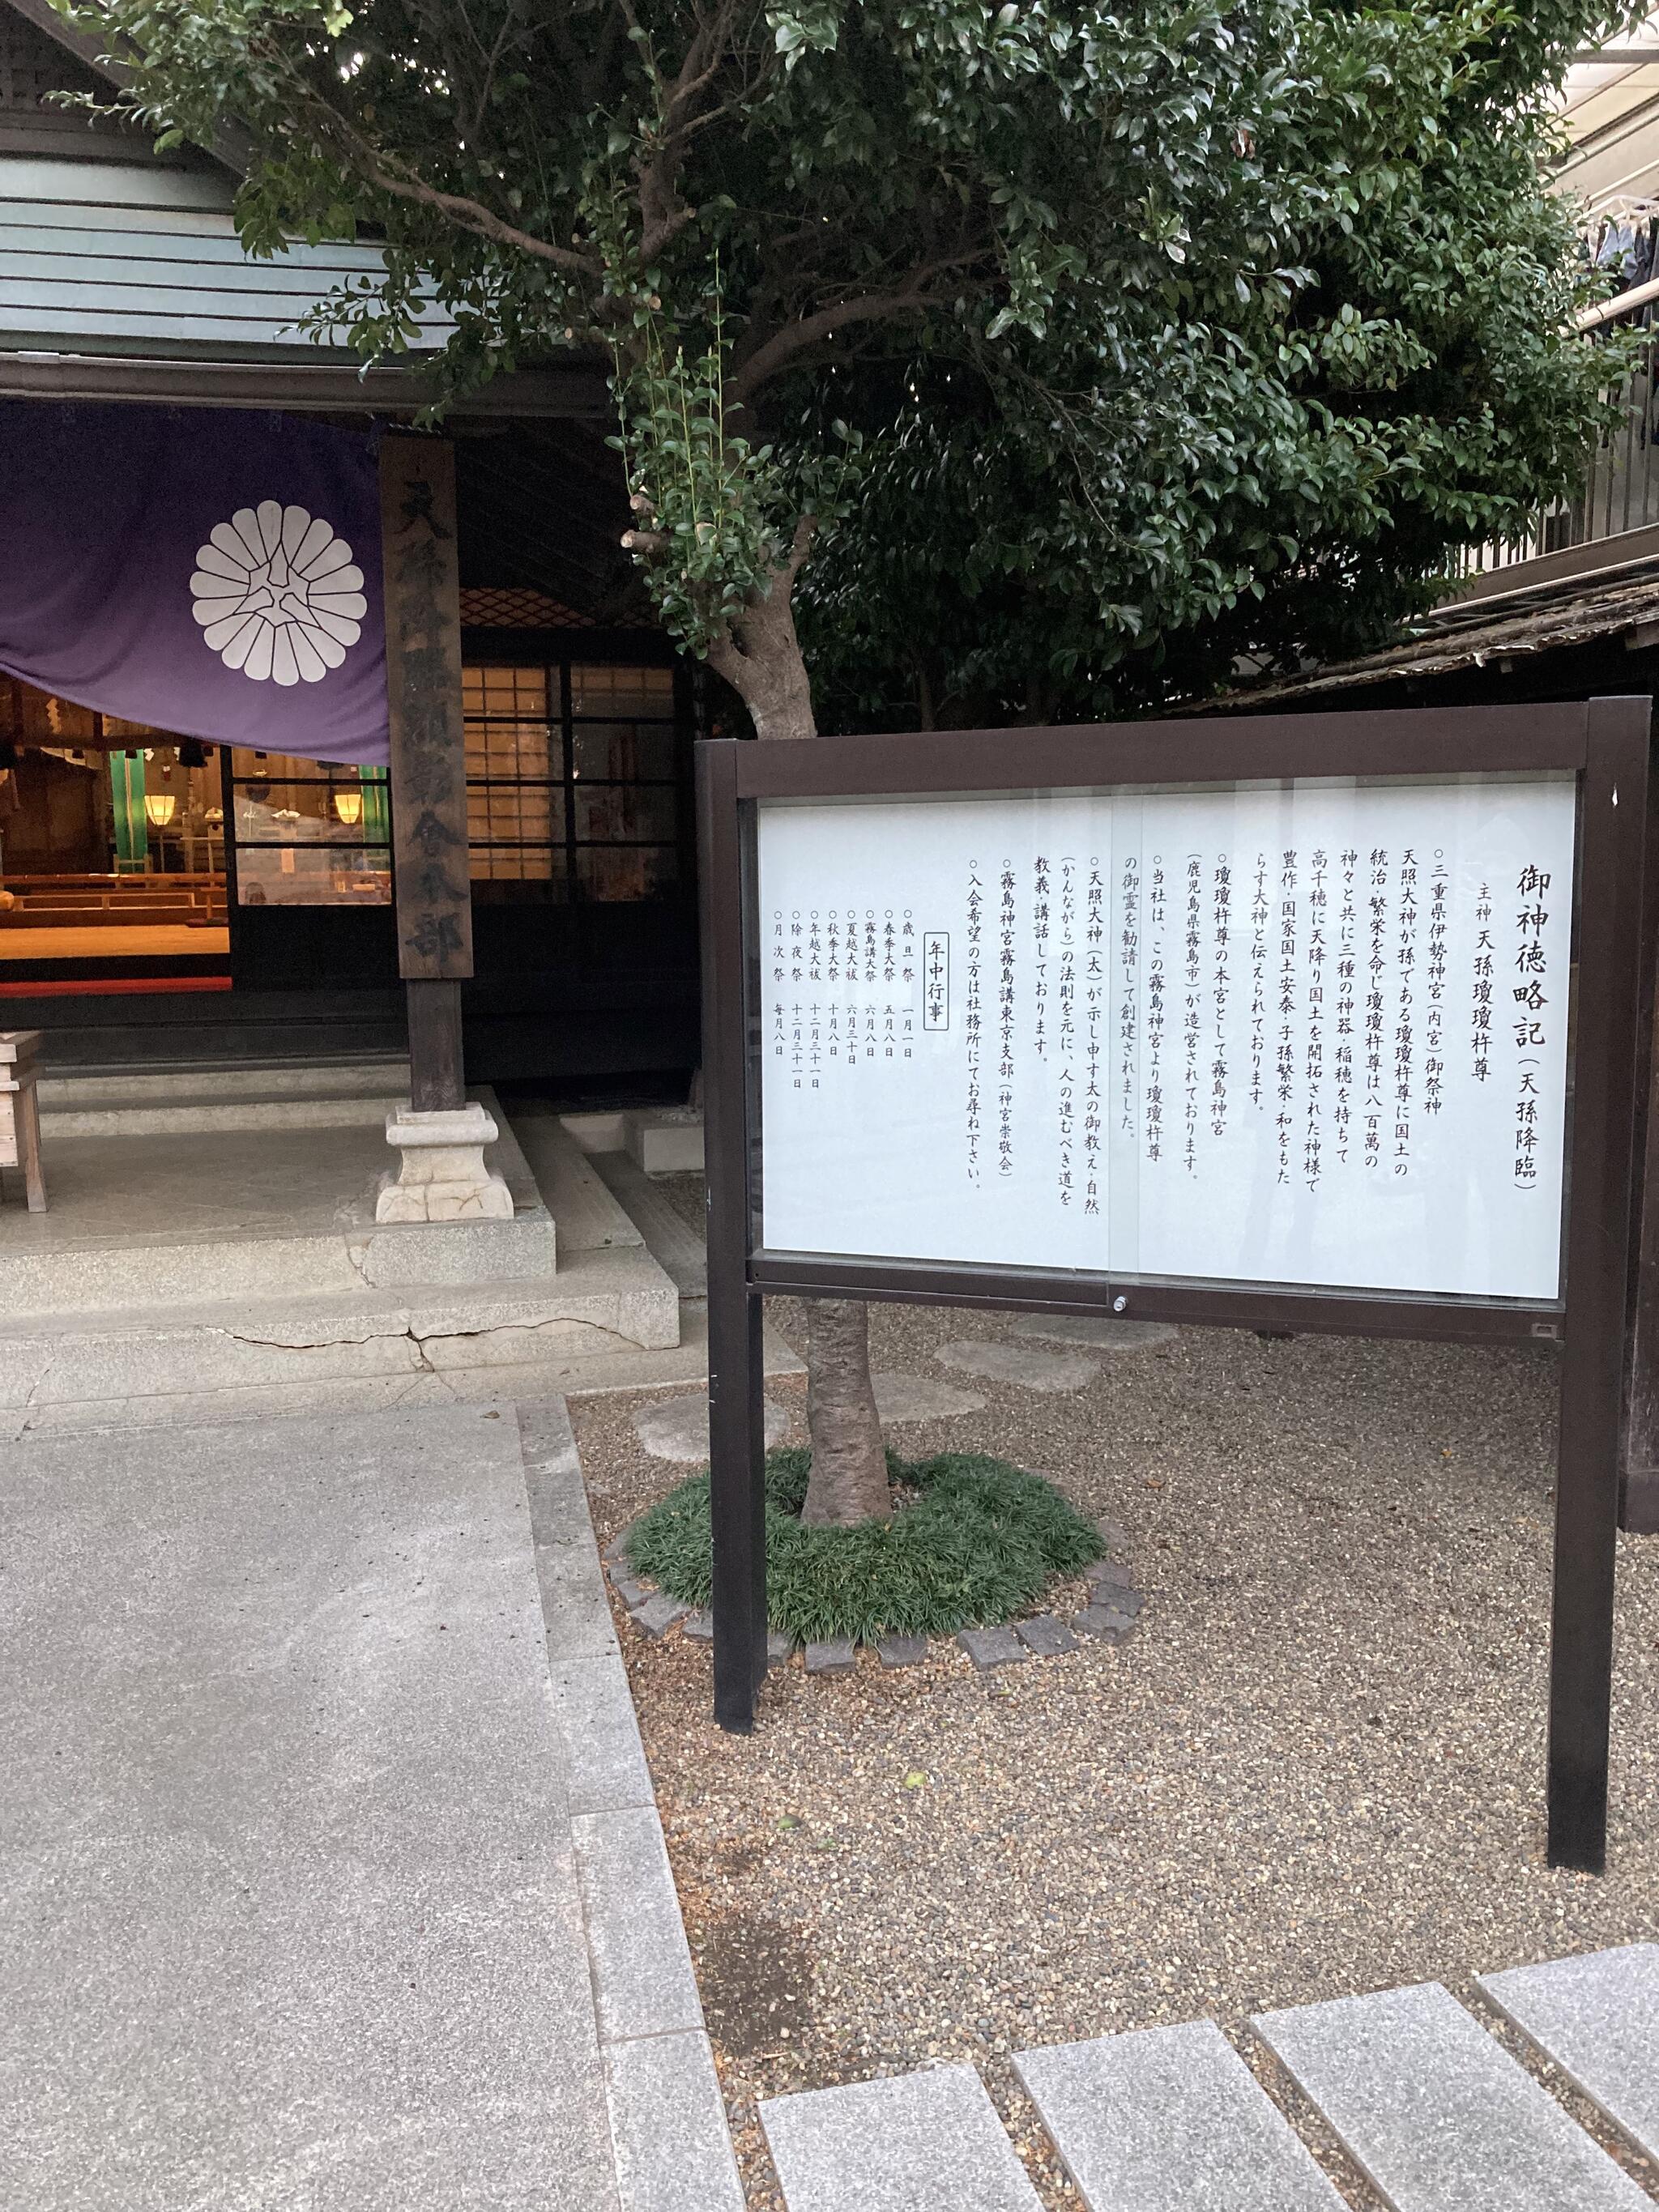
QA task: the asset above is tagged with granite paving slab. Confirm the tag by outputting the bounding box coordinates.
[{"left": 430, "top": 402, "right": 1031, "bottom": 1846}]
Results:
[
  {"left": 518, "top": 1394, "right": 619, "bottom": 1664},
  {"left": 573, "top": 1806, "right": 705, "bottom": 2046},
  {"left": 604, "top": 2030, "right": 746, "bottom": 2212},
  {"left": 870, "top": 1370, "right": 987, "bottom": 1423},
  {"left": 1011, "top": 1314, "right": 1179, "bottom": 1351},
  {"left": 1477, "top": 1946, "right": 1659, "bottom": 2163},
  {"left": 805, "top": 1637, "right": 857, "bottom": 1677},
  {"left": 0, "top": 1402, "right": 617, "bottom": 2212},
  {"left": 760, "top": 2063, "right": 1043, "bottom": 2211},
  {"left": 1015, "top": 2019, "right": 1344, "bottom": 2212},
  {"left": 548, "top": 1652, "right": 656, "bottom": 1818},
  {"left": 876, "top": 1634, "right": 928, "bottom": 1669},
  {"left": 1253, "top": 1980, "right": 1651, "bottom": 2212},
  {"left": 632, "top": 1391, "right": 791, "bottom": 1461},
  {"left": 936, "top": 1338, "right": 1101, "bottom": 1392}
]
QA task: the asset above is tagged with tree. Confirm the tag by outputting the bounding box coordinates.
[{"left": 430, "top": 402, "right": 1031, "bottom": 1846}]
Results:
[
  {"left": 77, "top": 0, "right": 1630, "bottom": 1525},
  {"left": 791, "top": 13, "right": 1635, "bottom": 731}
]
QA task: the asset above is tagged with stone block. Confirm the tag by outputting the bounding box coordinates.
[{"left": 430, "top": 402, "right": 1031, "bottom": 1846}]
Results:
[
  {"left": 604, "top": 2030, "right": 744, "bottom": 2212},
  {"left": 1478, "top": 1945, "right": 1659, "bottom": 2163},
  {"left": 374, "top": 1101, "right": 515, "bottom": 1224},
  {"left": 761, "top": 2064, "right": 1043, "bottom": 2211},
  {"left": 805, "top": 1637, "right": 857, "bottom": 1677},
  {"left": 876, "top": 1634, "right": 928, "bottom": 1669},
  {"left": 518, "top": 1400, "right": 618, "bottom": 1666},
  {"left": 1016, "top": 1615, "right": 1079, "bottom": 1657},
  {"left": 1074, "top": 1603, "right": 1138, "bottom": 1643},
  {"left": 573, "top": 1807, "right": 705, "bottom": 2046},
  {"left": 1085, "top": 1557, "right": 1136, "bottom": 1591},
  {"left": 612, "top": 1575, "right": 650, "bottom": 1613},
  {"left": 683, "top": 1611, "right": 714, "bottom": 1643},
  {"left": 629, "top": 1593, "right": 690, "bottom": 1639},
  {"left": 603, "top": 1524, "right": 639, "bottom": 1567},
  {"left": 1016, "top": 2018, "right": 1344, "bottom": 2212},
  {"left": 1253, "top": 1980, "right": 1649, "bottom": 2212},
  {"left": 625, "top": 1106, "right": 706, "bottom": 1175},
  {"left": 548, "top": 1653, "right": 655, "bottom": 1818},
  {"left": 766, "top": 1630, "right": 797, "bottom": 1667},
  {"left": 936, "top": 1338, "right": 1100, "bottom": 1392},
  {"left": 957, "top": 1626, "right": 1026, "bottom": 1670}
]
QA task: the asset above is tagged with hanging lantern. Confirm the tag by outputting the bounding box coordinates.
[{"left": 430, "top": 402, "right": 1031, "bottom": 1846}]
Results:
[
  {"left": 143, "top": 792, "right": 177, "bottom": 827},
  {"left": 332, "top": 789, "right": 364, "bottom": 826}
]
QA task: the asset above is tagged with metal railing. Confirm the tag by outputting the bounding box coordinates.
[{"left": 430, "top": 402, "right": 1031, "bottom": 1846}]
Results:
[{"left": 1453, "top": 298, "right": 1659, "bottom": 585}]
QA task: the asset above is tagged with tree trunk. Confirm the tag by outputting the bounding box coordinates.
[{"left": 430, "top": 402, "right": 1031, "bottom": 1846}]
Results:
[
  {"left": 803, "top": 1298, "right": 892, "bottom": 1524},
  {"left": 706, "top": 525, "right": 891, "bottom": 1527}
]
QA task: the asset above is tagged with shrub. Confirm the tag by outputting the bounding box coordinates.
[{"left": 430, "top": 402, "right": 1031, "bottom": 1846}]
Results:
[{"left": 627, "top": 1447, "right": 1101, "bottom": 1645}]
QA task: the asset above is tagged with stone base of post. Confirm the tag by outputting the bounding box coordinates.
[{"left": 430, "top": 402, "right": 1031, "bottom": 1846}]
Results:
[{"left": 374, "top": 1102, "right": 513, "bottom": 1223}]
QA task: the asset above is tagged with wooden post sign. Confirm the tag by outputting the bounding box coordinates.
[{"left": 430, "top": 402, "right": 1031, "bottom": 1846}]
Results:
[
  {"left": 381, "top": 434, "right": 471, "bottom": 982},
  {"left": 697, "top": 700, "right": 1655, "bottom": 1873},
  {"left": 379, "top": 433, "right": 471, "bottom": 1114}
]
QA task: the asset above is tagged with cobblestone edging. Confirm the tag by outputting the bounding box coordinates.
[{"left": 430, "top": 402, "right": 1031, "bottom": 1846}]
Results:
[
  {"left": 517, "top": 1400, "right": 746, "bottom": 2212},
  {"left": 603, "top": 1507, "right": 1148, "bottom": 1674}
]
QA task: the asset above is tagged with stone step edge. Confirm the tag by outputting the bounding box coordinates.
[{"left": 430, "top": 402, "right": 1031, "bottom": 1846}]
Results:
[
  {"left": 39, "top": 1093, "right": 409, "bottom": 1133},
  {"left": 34, "top": 1055, "right": 410, "bottom": 1100},
  {"left": 0, "top": 1259, "right": 683, "bottom": 1345}
]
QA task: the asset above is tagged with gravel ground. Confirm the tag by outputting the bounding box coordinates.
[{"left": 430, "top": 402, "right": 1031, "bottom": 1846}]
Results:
[{"left": 572, "top": 1279, "right": 1659, "bottom": 2210}]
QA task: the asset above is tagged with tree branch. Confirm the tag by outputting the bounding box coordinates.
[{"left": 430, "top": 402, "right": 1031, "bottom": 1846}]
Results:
[
  {"left": 278, "top": 70, "right": 601, "bottom": 277},
  {"left": 727, "top": 267, "right": 980, "bottom": 404},
  {"left": 632, "top": 0, "right": 741, "bottom": 266}
]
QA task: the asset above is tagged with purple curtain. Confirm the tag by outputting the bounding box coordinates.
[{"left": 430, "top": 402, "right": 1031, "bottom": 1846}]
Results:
[{"left": 0, "top": 401, "right": 389, "bottom": 765}]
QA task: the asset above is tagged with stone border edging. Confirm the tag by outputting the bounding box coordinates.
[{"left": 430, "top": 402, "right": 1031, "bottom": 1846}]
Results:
[
  {"left": 516, "top": 1398, "right": 746, "bottom": 2212},
  {"left": 605, "top": 1505, "right": 1148, "bottom": 1672}
]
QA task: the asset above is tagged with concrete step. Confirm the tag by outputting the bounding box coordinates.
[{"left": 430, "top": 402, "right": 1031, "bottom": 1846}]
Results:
[
  {"left": 0, "top": 1246, "right": 687, "bottom": 1435},
  {"left": 2, "top": 1300, "right": 798, "bottom": 1440},
  {"left": 1477, "top": 1946, "right": 1659, "bottom": 2165},
  {"left": 590, "top": 1151, "right": 706, "bottom": 1294},
  {"left": 761, "top": 2065, "right": 1043, "bottom": 2212},
  {"left": 1014, "top": 2020, "right": 1344, "bottom": 2212},
  {"left": 1252, "top": 1981, "right": 1650, "bottom": 2212},
  {"left": 36, "top": 1055, "right": 412, "bottom": 1134},
  {"left": 0, "top": 1098, "right": 557, "bottom": 1313},
  {"left": 510, "top": 1114, "right": 644, "bottom": 1255}
]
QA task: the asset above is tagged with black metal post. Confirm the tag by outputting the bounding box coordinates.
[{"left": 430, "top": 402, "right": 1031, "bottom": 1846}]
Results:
[
  {"left": 697, "top": 739, "right": 767, "bottom": 1731},
  {"left": 1548, "top": 697, "right": 1653, "bottom": 1871}
]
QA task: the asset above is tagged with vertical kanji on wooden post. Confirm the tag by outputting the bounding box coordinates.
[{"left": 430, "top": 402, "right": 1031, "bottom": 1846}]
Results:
[{"left": 380, "top": 433, "right": 471, "bottom": 1113}]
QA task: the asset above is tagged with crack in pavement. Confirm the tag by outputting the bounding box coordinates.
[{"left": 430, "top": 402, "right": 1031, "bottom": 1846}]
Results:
[{"left": 216, "top": 1314, "right": 644, "bottom": 1359}]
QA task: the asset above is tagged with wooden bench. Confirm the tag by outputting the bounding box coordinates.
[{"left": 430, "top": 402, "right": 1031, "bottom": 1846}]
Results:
[{"left": 0, "top": 1030, "right": 45, "bottom": 1212}]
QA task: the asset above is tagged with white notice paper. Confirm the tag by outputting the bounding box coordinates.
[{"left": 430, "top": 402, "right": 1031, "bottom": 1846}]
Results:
[{"left": 756, "top": 777, "right": 1576, "bottom": 1300}]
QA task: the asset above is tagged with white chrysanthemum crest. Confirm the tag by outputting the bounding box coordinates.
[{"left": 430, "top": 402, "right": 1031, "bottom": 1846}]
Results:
[{"left": 190, "top": 500, "right": 367, "bottom": 686}]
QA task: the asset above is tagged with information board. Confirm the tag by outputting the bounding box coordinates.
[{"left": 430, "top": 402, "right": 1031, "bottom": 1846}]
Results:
[
  {"left": 702, "top": 704, "right": 1653, "bottom": 1870},
  {"left": 757, "top": 777, "right": 1576, "bottom": 1301}
]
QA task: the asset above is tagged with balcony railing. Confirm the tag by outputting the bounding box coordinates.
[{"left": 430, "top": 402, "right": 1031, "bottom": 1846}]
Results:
[{"left": 1453, "top": 286, "right": 1659, "bottom": 586}]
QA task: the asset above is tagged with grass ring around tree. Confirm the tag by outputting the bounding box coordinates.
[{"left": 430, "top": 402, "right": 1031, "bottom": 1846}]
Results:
[{"left": 626, "top": 1447, "right": 1102, "bottom": 1647}]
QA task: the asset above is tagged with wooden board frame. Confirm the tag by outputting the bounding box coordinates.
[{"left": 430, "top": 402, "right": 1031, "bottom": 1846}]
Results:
[{"left": 697, "top": 698, "right": 1655, "bottom": 1873}]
